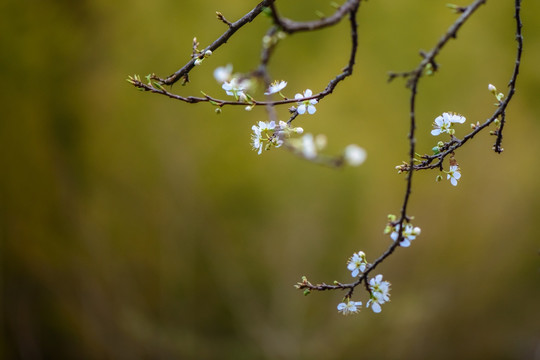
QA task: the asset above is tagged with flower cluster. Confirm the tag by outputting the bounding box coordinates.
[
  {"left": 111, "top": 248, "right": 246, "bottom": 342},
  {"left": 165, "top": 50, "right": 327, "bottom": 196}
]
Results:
[
  {"left": 430, "top": 112, "right": 466, "bottom": 187},
  {"left": 213, "top": 64, "right": 254, "bottom": 103},
  {"left": 337, "top": 299, "right": 362, "bottom": 315},
  {"left": 390, "top": 223, "right": 421, "bottom": 247},
  {"left": 367, "top": 274, "right": 391, "bottom": 313},
  {"left": 431, "top": 112, "right": 466, "bottom": 136},
  {"left": 251, "top": 120, "right": 303, "bottom": 155},
  {"left": 337, "top": 249, "right": 392, "bottom": 315},
  {"left": 385, "top": 215, "right": 421, "bottom": 247},
  {"left": 347, "top": 251, "right": 368, "bottom": 277},
  {"left": 213, "top": 69, "right": 367, "bottom": 166}
]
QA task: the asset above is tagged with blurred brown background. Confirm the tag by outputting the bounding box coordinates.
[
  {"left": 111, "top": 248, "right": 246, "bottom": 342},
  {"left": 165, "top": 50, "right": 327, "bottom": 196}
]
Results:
[{"left": 1, "top": 0, "right": 539, "bottom": 359}]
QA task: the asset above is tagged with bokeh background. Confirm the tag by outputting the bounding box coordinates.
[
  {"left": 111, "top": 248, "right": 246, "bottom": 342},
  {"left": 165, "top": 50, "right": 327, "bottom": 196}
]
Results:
[{"left": 1, "top": 0, "right": 539, "bottom": 359}]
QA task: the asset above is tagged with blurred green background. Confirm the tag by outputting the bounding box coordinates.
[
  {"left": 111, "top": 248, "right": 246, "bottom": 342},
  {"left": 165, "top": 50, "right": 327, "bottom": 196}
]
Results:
[{"left": 1, "top": 0, "right": 539, "bottom": 359}]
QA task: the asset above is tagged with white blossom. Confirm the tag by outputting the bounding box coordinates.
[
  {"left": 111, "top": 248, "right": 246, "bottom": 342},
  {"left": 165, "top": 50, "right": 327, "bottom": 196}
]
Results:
[
  {"left": 264, "top": 80, "right": 287, "bottom": 95},
  {"left": 367, "top": 274, "right": 391, "bottom": 313},
  {"left": 347, "top": 251, "right": 368, "bottom": 277},
  {"left": 447, "top": 165, "right": 461, "bottom": 186},
  {"left": 448, "top": 113, "right": 466, "bottom": 124},
  {"left": 277, "top": 120, "right": 303, "bottom": 135},
  {"left": 431, "top": 113, "right": 453, "bottom": 136},
  {"left": 431, "top": 112, "right": 466, "bottom": 136},
  {"left": 213, "top": 64, "right": 233, "bottom": 83},
  {"left": 390, "top": 224, "right": 421, "bottom": 247},
  {"left": 222, "top": 78, "right": 247, "bottom": 100},
  {"left": 295, "top": 89, "right": 318, "bottom": 115},
  {"left": 251, "top": 121, "right": 277, "bottom": 155},
  {"left": 344, "top": 145, "right": 367, "bottom": 166},
  {"left": 337, "top": 299, "right": 362, "bottom": 315}
]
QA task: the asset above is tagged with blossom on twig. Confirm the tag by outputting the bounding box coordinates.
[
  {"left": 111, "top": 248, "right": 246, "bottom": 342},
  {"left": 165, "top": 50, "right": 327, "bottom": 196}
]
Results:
[
  {"left": 264, "top": 80, "right": 287, "bottom": 95},
  {"left": 222, "top": 78, "right": 248, "bottom": 101},
  {"left": 446, "top": 165, "right": 461, "bottom": 186},
  {"left": 347, "top": 251, "right": 368, "bottom": 277},
  {"left": 337, "top": 299, "right": 362, "bottom": 315},
  {"left": 366, "top": 274, "right": 391, "bottom": 313},
  {"left": 390, "top": 224, "right": 421, "bottom": 247},
  {"left": 295, "top": 89, "right": 317, "bottom": 115},
  {"left": 251, "top": 121, "right": 282, "bottom": 154},
  {"left": 431, "top": 112, "right": 466, "bottom": 136}
]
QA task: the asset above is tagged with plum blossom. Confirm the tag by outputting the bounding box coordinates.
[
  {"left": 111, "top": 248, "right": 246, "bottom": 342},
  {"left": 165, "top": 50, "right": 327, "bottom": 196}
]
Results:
[
  {"left": 431, "top": 113, "right": 453, "bottom": 136},
  {"left": 295, "top": 89, "right": 317, "bottom": 115},
  {"left": 277, "top": 120, "right": 303, "bottom": 136},
  {"left": 447, "top": 165, "right": 461, "bottom": 186},
  {"left": 337, "top": 299, "right": 362, "bottom": 315},
  {"left": 222, "top": 78, "right": 248, "bottom": 101},
  {"left": 251, "top": 121, "right": 282, "bottom": 155},
  {"left": 431, "top": 112, "right": 466, "bottom": 136},
  {"left": 367, "top": 274, "right": 391, "bottom": 313},
  {"left": 264, "top": 80, "right": 287, "bottom": 95},
  {"left": 390, "top": 223, "right": 421, "bottom": 247},
  {"left": 347, "top": 251, "right": 368, "bottom": 277}
]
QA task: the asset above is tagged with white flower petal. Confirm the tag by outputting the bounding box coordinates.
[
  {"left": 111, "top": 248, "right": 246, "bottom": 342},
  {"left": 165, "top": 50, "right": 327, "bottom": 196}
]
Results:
[
  {"left": 400, "top": 239, "right": 411, "bottom": 247},
  {"left": 371, "top": 301, "right": 382, "bottom": 313}
]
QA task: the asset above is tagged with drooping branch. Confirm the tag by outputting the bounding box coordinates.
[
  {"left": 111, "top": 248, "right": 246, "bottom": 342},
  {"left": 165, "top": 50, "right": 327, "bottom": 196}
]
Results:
[
  {"left": 130, "top": 0, "right": 523, "bottom": 312},
  {"left": 269, "top": 0, "right": 360, "bottom": 33},
  {"left": 296, "top": 0, "right": 523, "bottom": 300},
  {"left": 158, "top": 0, "right": 276, "bottom": 86},
  {"left": 128, "top": 1, "right": 362, "bottom": 124},
  {"left": 388, "top": 0, "right": 487, "bottom": 86}
]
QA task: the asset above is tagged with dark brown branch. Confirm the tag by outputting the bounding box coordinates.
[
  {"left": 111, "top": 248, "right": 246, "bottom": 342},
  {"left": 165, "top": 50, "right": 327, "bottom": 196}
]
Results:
[
  {"left": 269, "top": 0, "right": 360, "bottom": 33},
  {"left": 305, "top": 0, "right": 524, "bottom": 299},
  {"left": 129, "top": 0, "right": 524, "bottom": 308},
  {"left": 131, "top": 2, "right": 361, "bottom": 114},
  {"left": 158, "top": 0, "right": 276, "bottom": 86},
  {"left": 388, "top": 0, "right": 487, "bottom": 86}
]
